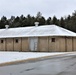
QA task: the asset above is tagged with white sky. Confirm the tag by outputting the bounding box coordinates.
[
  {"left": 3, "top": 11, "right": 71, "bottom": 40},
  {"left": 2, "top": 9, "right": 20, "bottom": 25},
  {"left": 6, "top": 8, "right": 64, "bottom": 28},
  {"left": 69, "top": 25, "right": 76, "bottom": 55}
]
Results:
[{"left": 0, "top": 0, "right": 76, "bottom": 19}]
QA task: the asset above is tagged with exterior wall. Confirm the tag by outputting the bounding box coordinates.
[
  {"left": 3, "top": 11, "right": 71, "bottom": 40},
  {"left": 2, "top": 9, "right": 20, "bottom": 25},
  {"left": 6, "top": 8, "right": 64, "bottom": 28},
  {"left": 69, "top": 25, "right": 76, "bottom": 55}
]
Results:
[
  {"left": 49, "top": 37, "right": 56, "bottom": 52},
  {"left": 66, "top": 37, "right": 73, "bottom": 52},
  {"left": 0, "top": 39, "right": 6, "bottom": 51},
  {"left": 49, "top": 37, "right": 64, "bottom": 52},
  {"left": 14, "top": 38, "right": 22, "bottom": 51},
  {"left": 0, "top": 36, "right": 75, "bottom": 52},
  {"left": 6, "top": 38, "right": 14, "bottom": 51},
  {"left": 38, "top": 37, "right": 48, "bottom": 52},
  {"left": 55, "top": 37, "right": 60, "bottom": 52},
  {"left": 59, "top": 37, "right": 66, "bottom": 52},
  {"left": 73, "top": 37, "right": 76, "bottom": 51},
  {"left": 22, "top": 38, "right": 29, "bottom": 51}
]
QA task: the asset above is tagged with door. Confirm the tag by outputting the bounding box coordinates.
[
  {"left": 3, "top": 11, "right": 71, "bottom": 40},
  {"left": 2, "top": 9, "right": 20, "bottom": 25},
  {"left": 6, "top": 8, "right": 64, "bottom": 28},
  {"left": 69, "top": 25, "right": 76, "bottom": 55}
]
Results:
[{"left": 29, "top": 37, "right": 38, "bottom": 51}]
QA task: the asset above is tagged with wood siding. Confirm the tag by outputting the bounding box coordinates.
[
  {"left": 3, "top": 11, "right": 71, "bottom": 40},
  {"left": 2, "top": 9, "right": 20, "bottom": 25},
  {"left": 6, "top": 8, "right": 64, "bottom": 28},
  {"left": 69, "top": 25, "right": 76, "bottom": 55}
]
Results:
[
  {"left": 22, "top": 38, "right": 29, "bottom": 51},
  {"left": 66, "top": 37, "right": 73, "bottom": 52},
  {"left": 14, "top": 38, "right": 22, "bottom": 51},
  {"left": 6, "top": 38, "right": 14, "bottom": 51},
  {"left": 49, "top": 37, "right": 64, "bottom": 52},
  {"left": 0, "top": 39, "right": 6, "bottom": 51},
  {"left": 73, "top": 37, "right": 76, "bottom": 51},
  {"left": 0, "top": 37, "right": 75, "bottom": 52},
  {"left": 39, "top": 37, "right": 48, "bottom": 52},
  {"left": 49, "top": 37, "right": 55, "bottom": 52},
  {"left": 59, "top": 37, "right": 66, "bottom": 52},
  {"left": 55, "top": 37, "right": 60, "bottom": 52}
]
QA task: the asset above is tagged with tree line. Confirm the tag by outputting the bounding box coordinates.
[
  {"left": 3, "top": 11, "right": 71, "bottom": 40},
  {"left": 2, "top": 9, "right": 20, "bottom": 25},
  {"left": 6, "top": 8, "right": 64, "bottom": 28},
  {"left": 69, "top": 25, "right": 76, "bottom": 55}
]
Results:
[{"left": 0, "top": 11, "right": 76, "bottom": 32}]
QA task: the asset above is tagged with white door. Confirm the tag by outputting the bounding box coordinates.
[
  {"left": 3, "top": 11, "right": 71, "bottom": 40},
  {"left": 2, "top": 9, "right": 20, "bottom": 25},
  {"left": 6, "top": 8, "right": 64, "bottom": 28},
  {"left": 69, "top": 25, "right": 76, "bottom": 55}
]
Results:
[{"left": 29, "top": 37, "right": 38, "bottom": 51}]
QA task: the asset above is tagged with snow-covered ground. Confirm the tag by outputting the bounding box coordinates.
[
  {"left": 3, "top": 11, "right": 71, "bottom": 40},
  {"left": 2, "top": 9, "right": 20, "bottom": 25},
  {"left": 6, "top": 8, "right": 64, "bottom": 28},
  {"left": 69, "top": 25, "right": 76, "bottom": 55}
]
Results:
[{"left": 0, "top": 51, "right": 76, "bottom": 64}]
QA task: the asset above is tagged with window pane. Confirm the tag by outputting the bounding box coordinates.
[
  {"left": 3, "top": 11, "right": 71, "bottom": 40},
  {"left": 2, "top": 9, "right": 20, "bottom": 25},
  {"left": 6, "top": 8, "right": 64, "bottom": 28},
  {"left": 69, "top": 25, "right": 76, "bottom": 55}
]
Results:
[
  {"left": 15, "top": 39, "right": 18, "bottom": 43},
  {"left": 52, "top": 38, "right": 55, "bottom": 42},
  {"left": 1, "top": 40, "right": 3, "bottom": 43}
]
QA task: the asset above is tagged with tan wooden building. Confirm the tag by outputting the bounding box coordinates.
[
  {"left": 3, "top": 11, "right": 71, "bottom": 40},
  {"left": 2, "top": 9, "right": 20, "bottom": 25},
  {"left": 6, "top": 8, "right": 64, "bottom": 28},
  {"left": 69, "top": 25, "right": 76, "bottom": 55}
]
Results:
[{"left": 0, "top": 24, "right": 76, "bottom": 52}]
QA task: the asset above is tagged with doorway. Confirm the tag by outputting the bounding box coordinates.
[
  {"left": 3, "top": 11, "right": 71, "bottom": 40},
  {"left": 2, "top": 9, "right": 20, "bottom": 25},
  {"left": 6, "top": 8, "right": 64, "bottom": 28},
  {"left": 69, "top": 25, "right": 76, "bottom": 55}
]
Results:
[{"left": 29, "top": 37, "right": 38, "bottom": 51}]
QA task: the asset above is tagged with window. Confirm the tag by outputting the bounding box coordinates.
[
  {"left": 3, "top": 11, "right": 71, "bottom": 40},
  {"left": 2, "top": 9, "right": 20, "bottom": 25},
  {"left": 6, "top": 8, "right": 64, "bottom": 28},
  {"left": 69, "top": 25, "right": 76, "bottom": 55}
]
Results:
[
  {"left": 1, "top": 40, "right": 3, "bottom": 43},
  {"left": 52, "top": 38, "right": 55, "bottom": 42},
  {"left": 15, "top": 39, "right": 18, "bottom": 43}
]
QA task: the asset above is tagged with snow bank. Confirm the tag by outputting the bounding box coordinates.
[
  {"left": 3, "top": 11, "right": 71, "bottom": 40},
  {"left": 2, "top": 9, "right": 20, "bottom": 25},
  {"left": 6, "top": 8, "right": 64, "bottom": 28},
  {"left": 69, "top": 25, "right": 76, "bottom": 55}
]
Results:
[{"left": 0, "top": 51, "right": 75, "bottom": 64}]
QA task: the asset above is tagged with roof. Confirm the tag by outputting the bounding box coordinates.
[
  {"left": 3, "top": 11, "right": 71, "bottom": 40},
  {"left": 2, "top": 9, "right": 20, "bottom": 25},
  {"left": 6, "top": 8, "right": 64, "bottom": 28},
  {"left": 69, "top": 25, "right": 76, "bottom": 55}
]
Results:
[{"left": 0, "top": 25, "right": 76, "bottom": 38}]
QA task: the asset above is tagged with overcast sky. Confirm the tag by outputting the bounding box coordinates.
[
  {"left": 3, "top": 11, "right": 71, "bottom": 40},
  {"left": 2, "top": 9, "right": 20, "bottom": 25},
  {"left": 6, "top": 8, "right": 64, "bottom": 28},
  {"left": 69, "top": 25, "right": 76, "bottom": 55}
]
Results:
[{"left": 0, "top": 0, "right": 76, "bottom": 19}]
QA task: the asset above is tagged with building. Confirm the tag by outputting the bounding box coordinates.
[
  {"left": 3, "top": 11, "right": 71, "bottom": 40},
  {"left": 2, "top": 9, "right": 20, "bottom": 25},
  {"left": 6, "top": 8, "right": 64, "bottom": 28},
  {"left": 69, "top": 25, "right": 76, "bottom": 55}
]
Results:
[{"left": 0, "top": 24, "right": 76, "bottom": 52}]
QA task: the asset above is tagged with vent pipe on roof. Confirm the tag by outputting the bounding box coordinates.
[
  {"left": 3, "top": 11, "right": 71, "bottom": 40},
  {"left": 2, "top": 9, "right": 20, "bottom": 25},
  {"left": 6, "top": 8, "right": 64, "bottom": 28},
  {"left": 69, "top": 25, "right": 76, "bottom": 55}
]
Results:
[
  {"left": 5, "top": 25, "right": 9, "bottom": 29},
  {"left": 34, "top": 22, "right": 39, "bottom": 27}
]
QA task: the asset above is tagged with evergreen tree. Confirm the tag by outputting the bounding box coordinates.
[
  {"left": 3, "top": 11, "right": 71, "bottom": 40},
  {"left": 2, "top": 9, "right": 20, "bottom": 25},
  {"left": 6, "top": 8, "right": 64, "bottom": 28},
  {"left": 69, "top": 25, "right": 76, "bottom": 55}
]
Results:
[
  {"left": 8, "top": 16, "right": 15, "bottom": 27},
  {"left": 60, "top": 17, "right": 65, "bottom": 28},
  {"left": 0, "top": 16, "right": 8, "bottom": 28},
  {"left": 46, "top": 17, "right": 52, "bottom": 25},
  {"left": 52, "top": 16, "right": 59, "bottom": 25},
  {"left": 36, "top": 12, "right": 42, "bottom": 22},
  {"left": 0, "top": 11, "right": 76, "bottom": 33},
  {"left": 38, "top": 16, "right": 46, "bottom": 25},
  {"left": 13, "top": 16, "right": 20, "bottom": 27}
]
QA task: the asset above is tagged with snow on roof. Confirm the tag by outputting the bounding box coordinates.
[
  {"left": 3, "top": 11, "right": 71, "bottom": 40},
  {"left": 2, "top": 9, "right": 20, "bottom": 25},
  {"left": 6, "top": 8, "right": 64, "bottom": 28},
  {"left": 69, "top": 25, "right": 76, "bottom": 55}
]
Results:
[{"left": 0, "top": 25, "right": 76, "bottom": 38}]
